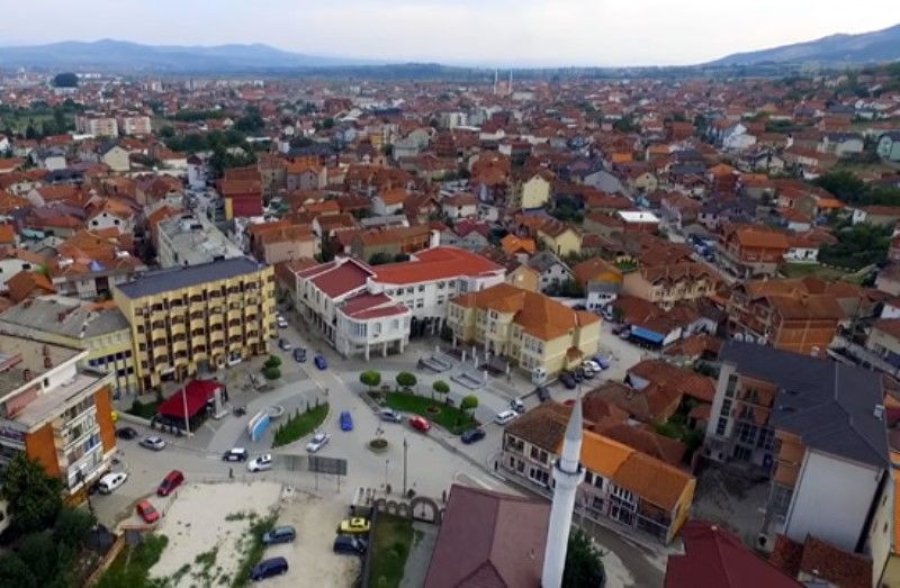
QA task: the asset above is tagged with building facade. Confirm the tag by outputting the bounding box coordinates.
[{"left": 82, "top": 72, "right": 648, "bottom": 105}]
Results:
[{"left": 113, "top": 257, "right": 275, "bottom": 392}]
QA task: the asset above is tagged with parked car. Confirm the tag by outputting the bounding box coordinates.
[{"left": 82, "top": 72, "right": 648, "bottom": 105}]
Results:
[
  {"left": 293, "top": 347, "right": 307, "bottom": 363},
  {"left": 333, "top": 534, "right": 368, "bottom": 555},
  {"left": 535, "top": 386, "right": 551, "bottom": 402},
  {"left": 136, "top": 500, "right": 160, "bottom": 524},
  {"left": 510, "top": 398, "right": 525, "bottom": 413},
  {"left": 306, "top": 432, "right": 331, "bottom": 453},
  {"left": 278, "top": 338, "right": 292, "bottom": 351},
  {"left": 573, "top": 368, "right": 585, "bottom": 382},
  {"left": 222, "top": 447, "right": 249, "bottom": 462},
  {"left": 582, "top": 360, "right": 601, "bottom": 373},
  {"left": 262, "top": 526, "right": 297, "bottom": 545},
  {"left": 314, "top": 354, "right": 328, "bottom": 370},
  {"left": 140, "top": 436, "right": 167, "bottom": 451},
  {"left": 247, "top": 454, "right": 273, "bottom": 473},
  {"left": 116, "top": 426, "right": 138, "bottom": 440},
  {"left": 98, "top": 472, "right": 128, "bottom": 494},
  {"left": 339, "top": 411, "right": 353, "bottom": 431},
  {"left": 338, "top": 517, "right": 371, "bottom": 534},
  {"left": 560, "top": 372, "right": 577, "bottom": 389},
  {"left": 582, "top": 367, "right": 596, "bottom": 380},
  {"left": 592, "top": 355, "right": 611, "bottom": 370},
  {"left": 379, "top": 408, "right": 403, "bottom": 423},
  {"left": 276, "top": 315, "right": 288, "bottom": 328},
  {"left": 494, "top": 410, "right": 518, "bottom": 425},
  {"left": 250, "top": 557, "right": 289, "bottom": 581},
  {"left": 157, "top": 470, "right": 185, "bottom": 497},
  {"left": 461, "top": 428, "right": 486, "bottom": 444},
  {"left": 408, "top": 415, "right": 431, "bottom": 432}
]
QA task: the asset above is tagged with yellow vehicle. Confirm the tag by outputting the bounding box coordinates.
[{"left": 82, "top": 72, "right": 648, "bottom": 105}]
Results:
[{"left": 338, "top": 517, "right": 370, "bottom": 534}]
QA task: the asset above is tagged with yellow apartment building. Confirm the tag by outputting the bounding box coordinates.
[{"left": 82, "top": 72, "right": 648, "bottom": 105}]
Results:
[
  {"left": 112, "top": 257, "right": 276, "bottom": 392},
  {"left": 446, "top": 283, "right": 600, "bottom": 378}
]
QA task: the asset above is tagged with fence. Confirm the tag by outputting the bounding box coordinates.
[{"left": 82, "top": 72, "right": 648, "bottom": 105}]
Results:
[{"left": 84, "top": 535, "right": 125, "bottom": 588}]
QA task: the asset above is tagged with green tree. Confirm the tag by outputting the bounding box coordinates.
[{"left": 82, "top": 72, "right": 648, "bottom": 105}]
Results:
[
  {"left": 360, "top": 370, "right": 382, "bottom": 390},
  {"left": 432, "top": 380, "right": 450, "bottom": 402},
  {"left": 18, "top": 533, "right": 61, "bottom": 585},
  {"left": 265, "top": 355, "right": 282, "bottom": 369},
  {"left": 818, "top": 223, "right": 891, "bottom": 270},
  {"left": 51, "top": 72, "right": 78, "bottom": 88},
  {"left": 460, "top": 394, "right": 478, "bottom": 414},
  {"left": 562, "top": 528, "right": 606, "bottom": 587},
  {"left": 54, "top": 507, "right": 95, "bottom": 550},
  {"left": 396, "top": 371, "right": 417, "bottom": 391},
  {"left": 0, "top": 554, "right": 36, "bottom": 588},
  {"left": 1, "top": 454, "right": 62, "bottom": 534},
  {"left": 262, "top": 366, "right": 281, "bottom": 380}
]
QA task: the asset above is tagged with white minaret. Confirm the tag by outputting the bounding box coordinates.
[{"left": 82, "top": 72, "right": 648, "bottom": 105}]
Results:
[
  {"left": 541, "top": 397, "right": 585, "bottom": 588},
  {"left": 493, "top": 69, "right": 499, "bottom": 95},
  {"left": 508, "top": 70, "right": 513, "bottom": 95}
]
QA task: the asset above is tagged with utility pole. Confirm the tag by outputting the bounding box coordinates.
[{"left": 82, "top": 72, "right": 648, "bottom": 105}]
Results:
[{"left": 403, "top": 437, "right": 408, "bottom": 496}]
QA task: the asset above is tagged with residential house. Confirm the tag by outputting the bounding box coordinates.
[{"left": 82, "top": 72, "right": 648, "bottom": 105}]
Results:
[
  {"left": 704, "top": 341, "right": 889, "bottom": 552},
  {"left": 718, "top": 225, "right": 791, "bottom": 278},
  {"left": 440, "top": 192, "right": 478, "bottom": 220},
  {"left": 876, "top": 132, "right": 900, "bottom": 162},
  {"left": 0, "top": 248, "right": 46, "bottom": 293},
  {"left": 285, "top": 159, "right": 326, "bottom": 191},
  {"left": 535, "top": 219, "right": 582, "bottom": 257},
  {"left": 526, "top": 251, "right": 573, "bottom": 294},
  {"left": 573, "top": 258, "right": 623, "bottom": 311},
  {"left": 622, "top": 263, "right": 717, "bottom": 310},
  {"left": 251, "top": 224, "right": 319, "bottom": 265},
  {"left": 99, "top": 144, "right": 130, "bottom": 173},
  {"left": 372, "top": 188, "right": 409, "bottom": 217},
  {"left": 660, "top": 193, "right": 701, "bottom": 230},
  {"left": 502, "top": 402, "right": 695, "bottom": 543},
  {"left": 511, "top": 171, "right": 553, "bottom": 210},
  {"left": 446, "top": 283, "right": 600, "bottom": 378},
  {"left": 852, "top": 205, "right": 900, "bottom": 228},
  {"left": 617, "top": 211, "right": 661, "bottom": 234},
  {"left": 770, "top": 534, "right": 872, "bottom": 588},
  {"left": 866, "top": 319, "right": 900, "bottom": 368},
  {"left": 818, "top": 132, "right": 865, "bottom": 158},
  {"left": 626, "top": 359, "right": 716, "bottom": 405},
  {"left": 350, "top": 225, "right": 434, "bottom": 262}
]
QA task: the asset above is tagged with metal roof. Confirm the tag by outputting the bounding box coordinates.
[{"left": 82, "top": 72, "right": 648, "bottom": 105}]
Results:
[{"left": 115, "top": 257, "right": 267, "bottom": 299}]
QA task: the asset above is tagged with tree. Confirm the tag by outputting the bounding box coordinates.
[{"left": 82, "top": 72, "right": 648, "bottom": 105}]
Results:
[
  {"left": 51, "top": 72, "right": 78, "bottom": 88},
  {"left": 18, "top": 533, "right": 61, "bottom": 585},
  {"left": 818, "top": 223, "right": 890, "bottom": 270},
  {"left": 396, "top": 372, "right": 417, "bottom": 391},
  {"left": 432, "top": 380, "right": 450, "bottom": 402},
  {"left": 460, "top": 394, "right": 478, "bottom": 414},
  {"left": 262, "top": 366, "right": 281, "bottom": 380},
  {"left": 360, "top": 370, "right": 382, "bottom": 390},
  {"left": 0, "top": 554, "right": 36, "bottom": 588},
  {"left": 265, "top": 355, "right": 282, "bottom": 369},
  {"left": 562, "top": 528, "right": 606, "bottom": 587},
  {"left": 54, "top": 507, "right": 95, "bottom": 550},
  {"left": 1, "top": 454, "right": 62, "bottom": 534}
]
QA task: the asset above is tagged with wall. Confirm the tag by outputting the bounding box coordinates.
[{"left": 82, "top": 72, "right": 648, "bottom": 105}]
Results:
[
  {"left": 25, "top": 423, "right": 61, "bottom": 478},
  {"left": 867, "top": 466, "right": 895, "bottom": 588},
  {"left": 784, "top": 449, "right": 883, "bottom": 551},
  {"left": 521, "top": 177, "right": 550, "bottom": 209},
  {"left": 94, "top": 385, "right": 117, "bottom": 453}
]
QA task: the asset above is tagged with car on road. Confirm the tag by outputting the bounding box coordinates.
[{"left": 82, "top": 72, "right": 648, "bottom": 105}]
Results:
[
  {"left": 333, "top": 534, "right": 368, "bottom": 555},
  {"left": 510, "top": 398, "right": 525, "bottom": 413},
  {"left": 116, "top": 426, "right": 138, "bottom": 440},
  {"left": 338, "top": 517, "right": 371, "bottom": 534},
  {"left": 276, "top": 315, "right": 288, "bottom": 328},
  {"left": 140, "top": 436, "right": 167, "bottom": 451},
  {"left": 461, "top": 428, "right": 486, "bottom": 444},
  {"left": 379, "top": 408, "right": 403, "bottom": 423},
  {"left": 593, "top": 355, "right": 611, "bottom": 370},
  {"left": 339, "top": 411, "right": 353, "bottom": 431},
  {"left": 583, "top": 360, "right": 601, "bottom": 372},
  {"left": 314, "top": 354, "right": 328, "bottom": 370},
  {"left": 262, "top": 526, "right": 297, "bottom": 546},
  {"left": 559, "top": 372, "right": 577, "bottom": 389},
  {"left": 98, "top": 472, "right": 128, "bottom": 494},
  {"left": 250, "top": 557, "right": 289, "bottom": 581},
  {"left": 293, "top": 347, "right": 307, "bottom": 363},
  {"left": 222, "top": 447, "right": 249, "bottom": 462},
  {"left": 278, "top": 338, "right": 292, "bottom": 351},
  {"left": 494, "top": 410, "right": 518, "bottom": 425},
  {"left": 306, "top": 432, "right": 331, "bottom": 453},
  {"left": 247, "top": 454, "right": 273, "bottom": 473},
  {"left": 136, "top": 500, "right": 160, "bottom": 524},
  {"left": 408, "top": 415, "right": 431, "bottom": 432},
  {"left": 157, "top": 470, "right": 185, "bottom": 497}
]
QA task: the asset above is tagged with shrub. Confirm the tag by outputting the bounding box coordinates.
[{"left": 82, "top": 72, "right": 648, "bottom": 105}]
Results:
[{"left": 262, "top": 366, "right": 281, "bottom": 380}]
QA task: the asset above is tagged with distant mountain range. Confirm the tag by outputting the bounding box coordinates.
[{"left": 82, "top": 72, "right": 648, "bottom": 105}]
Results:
[
  {"left": 710, "top": 23, "right": 900, "bottom": 66},
  {"left": 0, "top": 39, "right": 381, "bottom": 71}
]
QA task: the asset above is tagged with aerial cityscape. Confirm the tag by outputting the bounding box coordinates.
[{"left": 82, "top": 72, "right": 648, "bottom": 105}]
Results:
[{"left": 2, "top": 4, "right": 900, "bottom": 587}]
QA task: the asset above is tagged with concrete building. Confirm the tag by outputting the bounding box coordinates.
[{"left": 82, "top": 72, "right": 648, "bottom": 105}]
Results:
[
  {"left": 704, "top": 341, "right": 889, "bottom": 552},
  {"left": 113, "top": 257, "right": 275, "bottom": 392},
  {"left": 623, "top": 263, "right": 718, "bottom": 311},
  {"left": 116, "top": 114, "right": 152, "bottom": 136},
  {"left": 157, "top": 212, "right": 244, "bottom": 268},
  {"left": 0, "top": 334, "right": 116, "bottom": 499},
  {"left": 446, "top": 283, "right": 601, "bottom": 378},
  {"left": 75, "top": 115, "right": 118, "bottom": 138},
  {"left": 0, "top": 296, "right": 136, "bottom": 395}
]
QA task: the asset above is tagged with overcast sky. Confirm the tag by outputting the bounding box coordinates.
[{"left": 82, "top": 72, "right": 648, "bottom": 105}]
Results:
[{"left": 2, "top": 0, "right": 900, "bottom": 66}]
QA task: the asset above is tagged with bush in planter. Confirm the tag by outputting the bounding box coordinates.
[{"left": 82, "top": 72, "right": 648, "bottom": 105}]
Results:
[
  {"left": 396, "top": 371, "right": 417, "bottom": 391},
  {"left": 262, "top": 366, "right": 281, "bottom": 380},
  {"left": 265, "top": 355, "right": 282, "bottom": 369},
  {"left": 360, "top": 370, "right": 382, "bottom": 390}
]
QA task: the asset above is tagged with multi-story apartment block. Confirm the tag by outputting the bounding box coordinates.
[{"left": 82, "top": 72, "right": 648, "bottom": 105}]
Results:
[
  {"left": 157, "top": 213, "right": 244, "bottom": 268},
  {"left": 622, "top": 262, "right": 718, "bottom": 310},
  {"left": 293, "top": 247, "right": 505, "bottom": 359},
  {"left": 705, "top": 341, "right": 889, "bottom": 552},
  {"left": 75, "top": 114, "right": 119, "bottom": 138},
  {"left": 0, "top": 334, "right": 116, "bottom": 499},
  {"left": 446, "top": 283, "right": 601, "bottom": 379},
  {"left": 116, "top": 114, "right": 152, "bottom": 136},
  {"left": 0, "top": 295, "right": 136, "bottom": 395},
  {"left": 718, "top": 225, "right": 790, "bottom": 278},
  {"left": 502, "top": 402, "right": 695, "bottom": 543},
  {"left": 112, "top": 257, "right": 275, "bottom": 392}
]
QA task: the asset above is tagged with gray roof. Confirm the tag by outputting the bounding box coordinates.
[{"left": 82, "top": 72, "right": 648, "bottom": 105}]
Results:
[
  {"left": 720, "top": 341, "right": 889, "bottom": 468},
  {"left": 527, "top": 251, "right": 569, "bottom": 274},
  {"left": 0, "top": 295, "right": 130, "bottom": 339},
  {"left": 115, "top": 257, "right": 267, "bottom": 299}
]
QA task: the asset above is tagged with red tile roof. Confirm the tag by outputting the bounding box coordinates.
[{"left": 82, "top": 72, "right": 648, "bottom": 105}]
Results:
[
  {"left": 374, "top": 247, "right": 503, "bottom": 285},
  {"left": 303, "top": 258, "right": 374, "bottom": 298}
]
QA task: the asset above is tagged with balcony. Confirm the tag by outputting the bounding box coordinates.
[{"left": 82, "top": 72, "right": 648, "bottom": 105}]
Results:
[{"left": 209, "top": 330, "right": 225, "bottom": 343}]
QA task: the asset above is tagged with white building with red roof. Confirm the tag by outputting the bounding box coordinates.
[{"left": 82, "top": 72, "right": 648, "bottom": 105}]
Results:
[{"left": 292, "top": 247, "right": 506, "bottom": 359}]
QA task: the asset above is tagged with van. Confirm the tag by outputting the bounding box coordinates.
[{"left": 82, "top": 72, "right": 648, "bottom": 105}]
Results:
[
  {"left": 494, "top": 410, "right": 518, "bottom": 425},
  {"left": 98, "top": 472, "right": 128, "bottom": 494},
  {"left": 157, "top": 470, "right": 185, "bottom": 497},
  {"left": 250, "top": 557, "right": 288, "bottom": 580}
]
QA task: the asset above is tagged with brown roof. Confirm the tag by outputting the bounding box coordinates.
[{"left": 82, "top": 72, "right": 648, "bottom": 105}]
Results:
[
  {"left": 424, "top": 484, "right": 548, "bottom": 588},
  {"left": 873, "top": 318, "right": 900, "bottom": 340},
  {"left": 585, "top": 381, "right": 681, "bottom": 423},
  {"left": 769, "top": 535, "right": 871, "bottom": 588},
  {"left": 614, "top": 451, "right": 691, "bottom": 511},
  {"left": 572, "top": 257, "right": 623, "bottom": 288},
  {"left": 6, "top": 270, "right": 55, "bottom": 303},
  {"left": 598, "top": 423, "right": 687, "bottom": 467},
  {"left": 627, "top": 359, "right": 716, "bottom": 403}
]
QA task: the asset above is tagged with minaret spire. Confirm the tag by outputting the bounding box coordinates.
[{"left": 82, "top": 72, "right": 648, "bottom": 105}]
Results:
[{"left": 541, "top": 395, "right": 585, "bottom": 588}]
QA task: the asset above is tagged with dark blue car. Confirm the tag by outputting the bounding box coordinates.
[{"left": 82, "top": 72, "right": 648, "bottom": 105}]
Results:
[
  {"left": 461, "top": 428, "right": 486, "bottom": 444},
  {"left": 340, "top": 410, "right": 353, "bottom": 431},
  {"left": 314, "top": 354, "right": 327, "bottom": 370}
]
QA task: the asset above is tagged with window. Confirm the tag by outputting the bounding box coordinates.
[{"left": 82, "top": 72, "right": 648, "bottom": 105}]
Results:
[
  {"left": 715, "top": 417, "right": 728, "bottom": 436},
  {"left": 721, "top": 398, "right": 732, "bottom": 416},
  {"left": 418, "top": 285, "right": 425, "bottom": 292},
  {"left": 725, "top": 374, "right": 738, "bottom": 398},
  {"left": 416, "top": 299, "right": 424, "bottom": 308}
]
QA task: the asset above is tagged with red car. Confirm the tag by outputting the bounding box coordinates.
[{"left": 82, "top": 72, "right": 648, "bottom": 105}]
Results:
[
  {"left": 137, "top": 500, "right": 160, "bottom": 524},
  {"left": 409, "top": 416, "right": 431, "bottom": 433},
  {"left": 157, "top": 470, "right": 185, "bottom": 497}
]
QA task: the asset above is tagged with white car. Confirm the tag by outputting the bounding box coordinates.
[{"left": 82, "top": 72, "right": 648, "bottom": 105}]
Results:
[
  {"left": 140, "top": 436, "right": 167, "bottom": 451},
  {"left": 247, "top": 453, "right": 273, "bottom": 473},
  {"left": 98, "top": 471, "right": 128, "bottom": 494},
  {"left": 494, "top": 410, "right": 518, "bottom": 425},
  {"left": 276, "top": 316, "right": 288, "bottom": 328},
  {"left": 305, "top": 432, "right": 331, "bottom": 453},
  {"left": 582, "top": 360, "right": 601, "bottom": 374}
]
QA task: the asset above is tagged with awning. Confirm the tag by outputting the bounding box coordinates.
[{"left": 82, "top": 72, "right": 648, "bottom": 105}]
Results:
[
  {"left": 630, "top": 326, "right": 665, "bottom": 344},
  {"left": 157, "top": 380, "right": 222, "bottom": 420}
]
